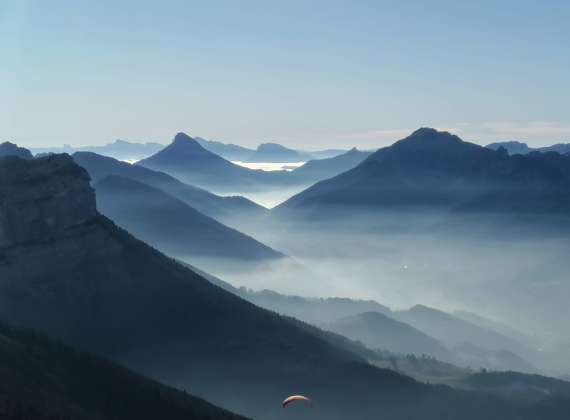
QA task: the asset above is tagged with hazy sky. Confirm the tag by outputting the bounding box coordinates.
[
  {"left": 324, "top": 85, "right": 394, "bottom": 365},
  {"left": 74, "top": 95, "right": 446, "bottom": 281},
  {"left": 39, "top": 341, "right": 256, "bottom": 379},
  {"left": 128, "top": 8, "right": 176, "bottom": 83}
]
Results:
[{"left": 2, "top": 0, "right": 569, "bottom": 149}]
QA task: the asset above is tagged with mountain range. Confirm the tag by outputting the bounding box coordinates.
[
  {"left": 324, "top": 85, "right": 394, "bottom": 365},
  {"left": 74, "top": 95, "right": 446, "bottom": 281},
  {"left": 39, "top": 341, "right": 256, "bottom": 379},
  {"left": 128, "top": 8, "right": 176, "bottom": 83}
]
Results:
[
  {"left": 138, "top": 132, "right": 371, "bottom": 193},
  {"left": 31, "top": 139, "right": 165, "bottom": 161},
  {"left": 277, "top": 128, "right": 570, "bottom": 220},
  {"left": 325, "top": 311, "right": 452, "bottom": 360},
  {"left": 94, "top": 174, "right": 283, "bottom": 262},
  {"left": 194, "top": 268, "right": 541, "bottom": 373},
  {"left": 487, "top": 141, "right": 570, "bottom": 155},
  {"left": 2, "top": 153, "right": 568, "bottom": 419},
  {"left": 195, "top": 136, "right": 346, "bottom": 162},
  {"left": 72, "top": 151, "right": 266, "bottom": 223},
  {"left": 245, "top": 142, "right": 312, "bottom": 162},
  {"left": 137, "top": 133, "right": 294, "bottom": 192}
]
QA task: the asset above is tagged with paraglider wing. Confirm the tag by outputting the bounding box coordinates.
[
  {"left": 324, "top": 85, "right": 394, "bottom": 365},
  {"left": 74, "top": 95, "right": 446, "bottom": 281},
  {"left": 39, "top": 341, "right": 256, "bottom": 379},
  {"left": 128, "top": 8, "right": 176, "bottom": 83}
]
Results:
[{"left": 282, "top": 395, "right": 311, "bottom": 408}]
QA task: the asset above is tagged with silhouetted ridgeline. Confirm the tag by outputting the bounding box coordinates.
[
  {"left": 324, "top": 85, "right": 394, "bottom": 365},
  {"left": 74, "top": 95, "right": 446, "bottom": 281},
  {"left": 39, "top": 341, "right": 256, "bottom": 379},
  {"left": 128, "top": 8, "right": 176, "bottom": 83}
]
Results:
[
  {"left": 0, "top": 142, "right": 33, "bottom": 159},
  {"left": 137, "top": 132, "right": 294, "bottom": 191},
  {"left": 73, "top": 151, "right": 266, "bottom": 222},
  {"left": 137, "top": 132, "right": 356, "bottom": 193},
  {"left": 94, "top": 174, "right": 283, "bottom": 261},
  {"left": 290, "top": 147, "right": 372, "bottom": 183},
  {"left": 487, "top": 140, "right": 570, "bottom": 155},
  {"left": 31, "top": 139, "right": 165, "bottom": 161},
  {"left": 277, "top": 128, "right": 570, "bottom": 225},
  {"left": 0, "top": 322, "right": 247, "bottom": 420}
]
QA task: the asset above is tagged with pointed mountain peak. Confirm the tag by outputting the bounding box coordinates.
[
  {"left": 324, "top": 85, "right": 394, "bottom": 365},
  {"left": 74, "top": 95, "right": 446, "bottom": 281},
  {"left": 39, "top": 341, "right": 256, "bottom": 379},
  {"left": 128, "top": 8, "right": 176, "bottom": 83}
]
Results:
[
  {"left": 138, "top": 132, "right": 228, "bottom": 168},
  {"left": 172, "top": 132, "right": 200, "bottom": 146},
  {"left": 167, "top": 132, "right": 212, "bottom": 154}
]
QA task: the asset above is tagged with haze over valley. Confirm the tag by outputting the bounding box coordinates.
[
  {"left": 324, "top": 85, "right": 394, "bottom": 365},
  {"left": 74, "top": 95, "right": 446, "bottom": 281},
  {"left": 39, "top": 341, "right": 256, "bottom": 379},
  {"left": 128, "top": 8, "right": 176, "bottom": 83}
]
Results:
[{"left": 3, "top": 1, "right": 570, "bottom": 419}]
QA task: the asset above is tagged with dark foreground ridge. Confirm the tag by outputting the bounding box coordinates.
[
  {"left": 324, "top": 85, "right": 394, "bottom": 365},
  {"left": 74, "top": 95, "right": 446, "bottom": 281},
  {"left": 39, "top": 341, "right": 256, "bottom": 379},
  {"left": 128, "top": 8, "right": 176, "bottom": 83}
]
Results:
[{"left": 0, "top": 322, "right": 246, "bottom": 420}]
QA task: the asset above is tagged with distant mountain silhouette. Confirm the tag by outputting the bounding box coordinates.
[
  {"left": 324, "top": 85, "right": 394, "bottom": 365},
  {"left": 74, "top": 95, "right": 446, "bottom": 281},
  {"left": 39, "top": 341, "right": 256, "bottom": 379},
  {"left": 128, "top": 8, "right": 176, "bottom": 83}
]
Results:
[
  {"left": 245, "top": 143, "right": 310, "bottom": 162},
  {"left": 453, "top": 310, "right": 534, "bottom": 349},
  {"left": 188, "top": 269, "right": 539, "bottom": 372},
  {"left": 396, "top": 305, "right": 525, "bottom": 352},
  {"left": 307, "top": 148, "right": 348, "bottom": 160},
  {"left": 191, "top": 268, "right": 392, "bottom": 325},
  {"left": 396, "top": 305, "right": 539, "bottom": 372},
  {"left": 488, "top": 141, "right": 570, "bottom": 155},
  {"left": 486, "top": 141, "right": 533, "bottom": 155},
  {"left": 325, "top": 312, "right": 452, "bottom": 360},
  {"left": 0, "top": 322, "right": 245, "bottom": 420},
  {"left": 0, "top": 142, "right": 33, "bottom": 159},
  {"left": 291, "top": 147, "right": 372, "bottom": 182},
  {"left": 32, "top": 139, "right": 164, "bottom": 161},
  {"left": 138, "top": 133, "right": 296, "bottom": 191},
  {"left": 195, "top": 136, "right": 346, "bottom": 161},
  {"left": 2, "top": 154, "right": 566, "bottom": 419},
  {"left": 94, "top": 175, "right": 283, "bottom": 261},
  {"left": 452, "top": 342, "right": 536, "bottom": 373},
  {"left": 463, "top": 371, "right": 570, "bottom": 402},
  {"left": 195, "top": 137, "right": 255, "bottom": 161},
  {"left": 278, "top": 128, "right": 570, "bottom": 218},
  {"left": 73, "top": 151, "right": 266, "bottom": 222}
]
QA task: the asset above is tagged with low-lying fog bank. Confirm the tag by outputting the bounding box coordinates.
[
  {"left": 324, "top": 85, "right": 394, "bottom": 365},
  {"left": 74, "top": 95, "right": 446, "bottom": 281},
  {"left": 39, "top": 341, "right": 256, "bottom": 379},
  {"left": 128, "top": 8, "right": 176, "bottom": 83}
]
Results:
[{"left": 182, "top": 209, "right": 570, "bottom": 375}]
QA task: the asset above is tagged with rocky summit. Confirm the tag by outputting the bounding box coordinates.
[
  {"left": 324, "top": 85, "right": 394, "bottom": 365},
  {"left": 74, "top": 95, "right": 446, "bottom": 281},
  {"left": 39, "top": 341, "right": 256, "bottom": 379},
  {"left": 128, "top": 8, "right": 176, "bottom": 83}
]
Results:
[{"left": 0, "top": 154, "right": 97, "bottom": 247}]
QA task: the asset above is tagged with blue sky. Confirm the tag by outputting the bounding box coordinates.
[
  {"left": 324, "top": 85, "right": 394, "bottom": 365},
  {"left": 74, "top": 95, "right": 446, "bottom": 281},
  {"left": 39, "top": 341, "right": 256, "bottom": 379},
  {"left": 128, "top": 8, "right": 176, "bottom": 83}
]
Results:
[{"left": 1, "top": 0, "right": 569, "bottom": 149}]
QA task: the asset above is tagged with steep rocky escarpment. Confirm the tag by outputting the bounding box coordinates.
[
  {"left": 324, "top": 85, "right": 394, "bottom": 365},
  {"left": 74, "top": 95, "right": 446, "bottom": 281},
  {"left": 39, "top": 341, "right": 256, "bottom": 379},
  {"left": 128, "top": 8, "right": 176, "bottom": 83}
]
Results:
[{"left": 0, "top": 154, "right": 96, "bottom": 247}]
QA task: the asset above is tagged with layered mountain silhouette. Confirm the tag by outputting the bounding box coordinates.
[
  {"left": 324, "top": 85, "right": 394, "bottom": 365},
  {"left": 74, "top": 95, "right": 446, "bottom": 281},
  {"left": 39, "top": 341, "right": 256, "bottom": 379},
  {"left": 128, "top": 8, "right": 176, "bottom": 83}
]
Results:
[
  {"left": 394, "top": 305, "right": 537, "bottom": 372},
  {"left": 192, "top": 268, "right": 392, "bottom": 325},
  {"left": 32, "top": 139, "right": 164, "bottom": 161},
  {"left": 278, "top": 128, "right": 570, "bottom": 218},
  {"left": 168, "top": 267, "right": 542, "bottom": 373},
  {"left": 195, "top": 136, "right": 346, "bottom": 161},
  {"left": 2, "top": 154, "right": 568, "bottom": 419},
  {"left": 0, "top": 322, "right": 245, "bottom": 420},
  {"left": 325, "top": 312, "right": 451, "bottom": 361},
  {"left": 245, "top": 143, "right": 310, "bottom": 163},
  {"left": 291, "top": 147, "right": 372, "bottom": 182},
  {"left": 137, "top": 132, "right": 296, "bottom": 191},
  {"left": 195, "top": 137, "right": 255, "bottom": 161},
  {"left": 487, "top": 140, "right": 570, "bottom": 155},
  {"left": 73, "top": 151, "right": 266, "bottom": 223},
  {"left": 94, "top": 175, "right": 283, "bottom": 261},
  {"left": 486, "top": 141, "right": 533, "bottom": 155},
  {"left": 0, "top": 142, "right": 33, "bottom": 159}
]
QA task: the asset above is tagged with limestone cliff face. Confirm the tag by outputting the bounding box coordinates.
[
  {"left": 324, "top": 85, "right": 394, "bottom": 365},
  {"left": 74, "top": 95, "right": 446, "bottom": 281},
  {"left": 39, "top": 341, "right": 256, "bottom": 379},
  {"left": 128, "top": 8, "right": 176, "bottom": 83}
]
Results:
[
  {"left": 0, "top": 154, "right": 97, "bottom": 247},
  {"left": 0, "top": 142, "right": 33, "bottom": 159}
]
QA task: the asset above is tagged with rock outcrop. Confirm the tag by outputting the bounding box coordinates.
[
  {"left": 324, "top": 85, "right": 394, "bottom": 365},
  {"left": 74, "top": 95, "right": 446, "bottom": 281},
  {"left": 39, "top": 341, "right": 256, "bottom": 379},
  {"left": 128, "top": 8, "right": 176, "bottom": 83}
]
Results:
[
  {"left": 0, "top": 154, "right": 96, "bottom": 247},
  {"left": 0, "top": 142, "right": 33, "bottom": 159}
]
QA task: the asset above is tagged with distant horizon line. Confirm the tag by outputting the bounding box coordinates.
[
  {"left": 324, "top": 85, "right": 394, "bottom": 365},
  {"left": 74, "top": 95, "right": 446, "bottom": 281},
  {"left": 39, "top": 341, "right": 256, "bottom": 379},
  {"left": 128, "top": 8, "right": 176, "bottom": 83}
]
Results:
[{"left": 13, "top": 127, "right": 570, "bottom": 152}]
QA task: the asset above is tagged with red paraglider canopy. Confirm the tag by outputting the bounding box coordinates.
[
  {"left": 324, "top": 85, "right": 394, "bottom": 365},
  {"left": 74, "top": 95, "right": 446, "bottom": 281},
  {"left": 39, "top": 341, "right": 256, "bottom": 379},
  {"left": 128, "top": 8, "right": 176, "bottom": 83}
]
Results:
[{"left": 282, "top": 395, "right": 311, "bottom": 408}]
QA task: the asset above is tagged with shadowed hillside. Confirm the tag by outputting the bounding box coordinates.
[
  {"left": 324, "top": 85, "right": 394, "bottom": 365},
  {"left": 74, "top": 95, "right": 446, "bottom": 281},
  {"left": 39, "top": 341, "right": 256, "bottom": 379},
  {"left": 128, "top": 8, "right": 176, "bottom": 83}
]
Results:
[
  {"left": 291, "top": 147, "right": 372, "bottom": 183},
  {"left": 278, "top": 128, "right": 570, "bottom": 222},
  {"left": 0, "top": 322, "right": 246, "bottom": 420},
  {"left": 73, "top": 151, "right": 266, "bottom": 223},
  {"left": 94, "top": 174, "right": 283, "bottom": 261}
]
